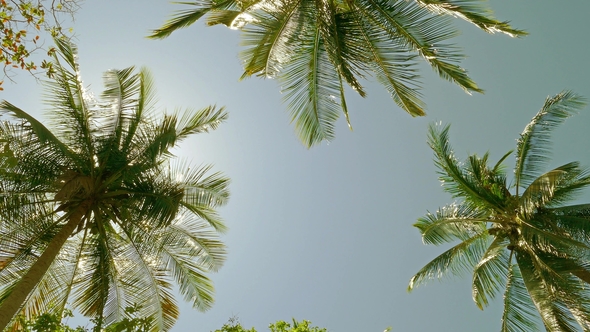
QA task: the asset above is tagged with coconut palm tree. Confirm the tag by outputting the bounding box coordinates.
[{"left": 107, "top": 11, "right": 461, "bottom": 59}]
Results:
[
  {"left": 149, "top": 0, "right": 526, "bottom": 147},
  {"left": 408, "top": 91, "right": 590, "bottom": 331},
  {"left": 0, "top": 38, "right": 230, "bottom": 331}
]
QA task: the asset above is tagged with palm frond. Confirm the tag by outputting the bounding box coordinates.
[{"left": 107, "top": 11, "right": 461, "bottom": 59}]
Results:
[
  {"left": 239, "top": 0, "right": 304, "bottom": 80},
  {"left": 519, "top": 220, "right": 588, "bottom": 260},
  {"left": 132, "top": 106, "right": 227, "bottom": 165},
  {"left": 109, "top": 223, "right": 180, "bottom": 331},
  {"left": 157, "top": 229, "right": 219, "bottom": 312},
  {"left": 471, "top": 236, "right": 509, "bottom": 309},
  {"left": 417, "top": 0, "right": 527, "bottom": 37},
  {"left": 465, "top": 151, "right": 510, "bottom": 207},
  {"left": 167, "top": 215, "right": 226, "bottom": 271},
  {"left": 277, "top": 1, "right": 343, "bottom": 147},
  {"left": 517, "top": 250, "right": 580, "bottom": 332},
  {"left": 148, "top": 0, "right": 243, "bottom": 39},
  {"left": 175, "top": 105, "right": 227, "bottom": 139},
  {"left": 514, "top": 91, "right": 587, "bottom": 194},
  {"left": 177, "top": 164, "right": 230, "bottom": 232},
  {"left": 316, "top": 0, "right": 366, "bottom": 96},
  {"left": 0, "top": 102, "right": 73, "bottom": 161},
  {"left": 548, "top": 204, "right": 590, "bottom": 241},
  {"left": 72, "top": 225, "right": 130, "bottom": 327},
  {"left": 119, "top": 68, "right": 158, "bottom": 156},
  {"left": 43, "top": 38, "right": 96, "bottom": 161},
  {"left": 427, "top": 123, "right": 508, "bottom": 212},
  {"left": 408, "top": 231, "right": 489, "bottom": 291},
  {"left": 100, "top": 66, "right": 141, "bottom": 147},
  {"left": 547, "top": 166, "right": 590, "bottom": 209},
  {"left": 500, "top": 263, "right": 542, "bottom": 332},
  {"left": 492, "top": 150, "right": 513, "bottom": 174},
  {"left": 124, "top": 177, "right": 183, "bottom": 228},
  {"left": 414, "top": 202, "right": 488, "bottom": 245},
  {"left": 520, "top": 162, "right": 580, "bottom": 218},
  {"left": 358, "top": 0, "right": 482, "bottom": 94},
  {"left": 347, "top": 6, "right": 425, "bottom": 116}
]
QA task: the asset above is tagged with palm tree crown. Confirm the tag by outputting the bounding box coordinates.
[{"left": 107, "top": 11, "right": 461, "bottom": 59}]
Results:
[
  {"left": 0, "top": 39, "right": 230, "bottom": 331},
  {"left": 408, "top": 91, "right": 590, "bottom": 331},
  {"left": 150, "top": 0, "right": 526, "bottom": 147}
]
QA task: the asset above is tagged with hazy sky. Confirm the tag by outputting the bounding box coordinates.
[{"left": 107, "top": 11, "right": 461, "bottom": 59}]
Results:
[{"left": 4, "top": 1, "right": 590, "bottom": 331}]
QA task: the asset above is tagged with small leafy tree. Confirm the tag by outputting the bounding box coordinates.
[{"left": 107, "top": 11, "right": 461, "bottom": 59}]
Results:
[
  {"left": 213, "top": 318, "right": 391, "bottom": 332},
  {"left": 0, "top": 0, "right": 80, "bottom": 89},
  {"left": 6, "top": 305, "right": 151, "bottom": 332},
  {"left": 213, "top": 318, "right": 327, "bottom": 332},
  {"left": 9, "top": 314, "right": 391, "bottom": 332}
]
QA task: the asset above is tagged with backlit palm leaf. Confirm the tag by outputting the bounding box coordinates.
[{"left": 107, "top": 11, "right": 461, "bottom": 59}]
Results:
[
  {"left": 471, "top": 237, "right": 509, "bottom": 309},
  {"left": 150, "top": 0, "right": 525, "bottom": 147},
  {"left": 500, "top": 263, "right": 541, "bottom": 332},
  {"left": 514, "top": 91, "right": 586, "bottom": 194},
  {"left": 408, "top": 231, "right": 488, "bottom": 291},
  {"left": 414, "top": 202, "right": 488, "bottom": 245}
]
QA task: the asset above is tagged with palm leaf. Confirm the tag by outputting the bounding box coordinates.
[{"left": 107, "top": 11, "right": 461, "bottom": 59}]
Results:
[
  {"left": 548, "top": 204, "right": 590, "bottom": 241},
  {"left": 72, "top": 230, "right": 121, "bottom": 325},
  {"left": 157, "top": 231, "right": 219, "bottom": 312},
  {"left": 316, "top": 0, "right": 366, "bottom": 96},
  {"left": 517, "top": 250, "right": 580, "bottom": 332},
  {"left": 44, "top": 38, "right": 96, "bottom": 161},
  {"left": 132, "top": 106, "right": 227, "bottom": 165},
  {"left": 417, "top": 0, "right": 527, "bottom": 37},
  {"left": 148, "top": 0, "right": 244, "bottom": 39},
  {"left": 427, "top": 123, "right": 507, "bottom": 212},
  {"left": 276, "top": 1, "right": 343, "bottom": 147},
  {"left": 471, "top": 236, "right": 509, "bottom": 309},
  {"left": 239, "top": 0, "right": 303, "bottom": 80},
  {"left": 100, "top": 66, "right": 141, "bottom": 147},
  {"left": 520, "top": 162, "right": 580, "bottom": 218},
  {"left": 514, "top": 91, "right": 587, "bottom": 194},
  {"left": 519, "top": 220, "right": 588, "bottom": 260},
  {"left": 177, "top": 164, "right": 230, "bottom": 232},
  {"left": 500, "top": 263, "right": 542, "bottom": 332},
  {"left": 110, "top": 223, "right": 179, "bottom": 331},
  {"left": 119, "top": 68, "right": 158, "bottom": 157},
  {"left": 408, "top": 231, "right": 489, "bottom": 291},
  {"left": 347, "top": 5, "right": 425, "bottom": 116},
  {"left": 357, "top": 0, "right": 482, "bottom": 94},
  {"left": 0, "top": 102, "right": 73, "bottom": 161},
  {"left": 414, "top": 202, "right": 489, "bottom": 245}
]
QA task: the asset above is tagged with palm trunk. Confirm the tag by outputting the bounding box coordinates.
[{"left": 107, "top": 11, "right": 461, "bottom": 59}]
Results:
[{"left": 0, "top": 206, "right": 85, "bottom": 330}]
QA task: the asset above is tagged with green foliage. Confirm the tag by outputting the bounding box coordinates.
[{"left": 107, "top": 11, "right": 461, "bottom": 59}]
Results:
[
  {"left": 409, "top": 91, "right": 590, "bottom": 331},
  {"left": 150, "top": 0, "right": 526, "bottom": 147},
  {"left": 6, "top": 306, "right": 152, "bottom": 332},
  {"left": 9, "top": 312, "right": 393, "bottom": 332},
  {"left": 0, "top": 0, "right": 79, "bottom": 89},
  {"left": 7, "top": 315, "right": 346, "bottom": 332},
  {"left": 10, "top": 310, "right": 86, "bottom": 332},
  {"left": 212, "top": 318, "right": 327, "bottom": 332}
]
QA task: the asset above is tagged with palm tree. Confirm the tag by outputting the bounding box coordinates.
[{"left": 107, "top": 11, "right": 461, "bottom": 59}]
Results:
[
  {"left": 407, "top": 91, "right": 590, "bottom": 331},
  {"left": 0, "top": 38, "right": 230, "bottom": 331},
  {"left": 149, "top": 0, "right": 526, "bottom": 147}
]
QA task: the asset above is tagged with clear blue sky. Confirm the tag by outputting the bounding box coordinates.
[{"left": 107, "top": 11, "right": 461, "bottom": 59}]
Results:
[{"left": 4, "top": 1, "right": 590, "bottom": 331}]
